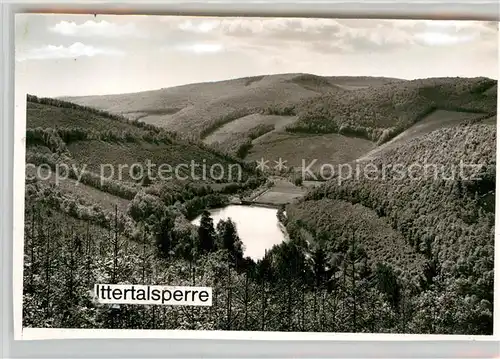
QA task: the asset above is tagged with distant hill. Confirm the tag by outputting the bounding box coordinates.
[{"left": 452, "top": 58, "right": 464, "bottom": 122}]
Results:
[
  {"left": 61, "top": 75, "right": 496, "bottom": 164},
  {"left": 60, "top": 73, "right": 401, "bottom": 138}
]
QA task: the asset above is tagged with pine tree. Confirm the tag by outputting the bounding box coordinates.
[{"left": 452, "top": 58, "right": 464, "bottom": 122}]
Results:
[
  {"left": 217, "top": 218, "right": 243, "bottom": 263},
  {"left": 198, "top": 211, "right": 216, "bottom": 253}
]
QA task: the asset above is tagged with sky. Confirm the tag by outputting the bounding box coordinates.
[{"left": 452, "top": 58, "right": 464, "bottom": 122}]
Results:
[{"left": 15, "top": 14, "right": 499, "bottom": 97}]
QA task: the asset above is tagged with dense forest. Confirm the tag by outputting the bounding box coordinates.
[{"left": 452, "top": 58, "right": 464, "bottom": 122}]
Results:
[
  {"left": 286, "top": 123, "right": 496, "bottom": 334},
  {"left": 24, "top": 175, "right": 493, "bottom": 334}
]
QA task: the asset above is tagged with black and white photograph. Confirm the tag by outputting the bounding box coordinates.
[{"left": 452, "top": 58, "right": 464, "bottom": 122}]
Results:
[{"left": 16, "top": 13, "right": 497, "bottom": 336}]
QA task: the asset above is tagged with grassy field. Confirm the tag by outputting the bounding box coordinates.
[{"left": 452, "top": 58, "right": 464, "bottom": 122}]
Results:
[
  {"left": 203, "top": 114, "right": 298, "bottom": 157},
  {"left": 247, "top": 131, "right": 375, "bottom": 170},
  {"left": 204, "top": 114, "right": 296, "bottom": 145},
  {"left": 250, "top": 179, "right": 306, "bottom": 206}
]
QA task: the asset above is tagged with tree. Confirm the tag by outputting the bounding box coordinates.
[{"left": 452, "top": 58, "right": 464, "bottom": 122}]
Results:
[
  {"left": 154, "top": 209, "right": 175, "bottom": 258},
  {"left": 375, "top": 262, "right": 401, "bottom": 311},
  {"left": 236, "top": 140, "right": 252, "bottom": 159},
  {"left": 198, "top": 211, "right": 216, "bottom": 253},
  {"left": 217, "top": 218, "right": 243, "bottom": 263},
  {"left": 310, "top": 244, "right": 328, "bottom": 289},
  {"left": 141, "top": 172, "right": 153, "bottom": 187}
]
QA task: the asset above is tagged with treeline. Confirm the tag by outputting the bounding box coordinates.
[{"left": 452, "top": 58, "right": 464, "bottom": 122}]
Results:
[
  {"left": 28, "top": 94, "right": 187, "bottom": 138},
  {"left": 26, "top": 182, "right": 136, "bottom": 236},
  {"left": 286, "top": 77, "right": 497, "bottom": 144},
  {"left": 129, "top": 176, "right": 264, "bottom": 223},
  {"left": 27, "top": 94, "right": 131, "bottom": 122},
  {"left": 210, "top": 123, "right": 276, "bottom": 160},
  {"left": 260, "top": 104, "right": 297, "bottom": 116},
  {"left": 26, "top": 166, "right": 264, "bottom": 251},
  {"left": 26, "top": 127, "right": 175, "bottom": 150},
  {"left": 236, "top": 124, "right": 275, "bottom": 159},
  {"left": 26, "top": 128, "right": 68, "bottom": 154},
  {"left": 28, "top": 94, "right": 176, "bottom": 137}
]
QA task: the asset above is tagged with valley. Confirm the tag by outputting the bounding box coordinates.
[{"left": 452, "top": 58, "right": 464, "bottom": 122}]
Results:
[{"left": 24, "top": 74, "right": 497, "bottom": 334}]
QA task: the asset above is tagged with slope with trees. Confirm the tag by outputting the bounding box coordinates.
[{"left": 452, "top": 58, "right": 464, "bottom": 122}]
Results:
[
  {"left": 288, "top": 77, "right": 497, "bottom": 143},
  {"left": 286, "top": 122, "right": 496, "bottom": 334},
  {"left": 25, "top": 95, "right": 261, "bottom": 206}
]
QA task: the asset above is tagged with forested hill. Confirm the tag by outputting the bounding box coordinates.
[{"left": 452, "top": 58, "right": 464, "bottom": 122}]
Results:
[
  {"left": 26, "top": 94, "right": 257, "bottom": 180},
  {"left": 61, "top": 76, "right": 496, "bottom": 141},
  {"left": 288, "top": 77, "right": 497, "bottom": 143},
  {"left": 285, "top": 121, "right": 496, "bottom": 334},
  {"left": 25, "top": 94, "right": 263, "bottom": 214}
]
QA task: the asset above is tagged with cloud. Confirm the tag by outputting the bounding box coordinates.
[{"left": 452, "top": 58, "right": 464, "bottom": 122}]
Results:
[
  {"left": 396, "top": 19, "right": 495, "bottom": 40},
  {"left": 204, "top": 18, "right": 415, "bottom": 54},
  {"left": 183, "top": 43, "right": 224, "bottom": 53},
  {"left": 50, "top": 20, "right": 146, "bottom": 38},
  {"left": 218, "top": 18, "right": 344, "bottom": 40},
  {"left": 16, "top": 42, "right": 125, "bottom": 61},
  {"left": 163, "top": 18, "right": 413, "bottom": 54},
  {"left": 414, "top": 32, "right": 477, "bottom": 46},
  {"left": 41, "top": 17, "right": 496, "bottom": 61},
  {"left": 162, "top": 42, "right": 224, "bottom": 54},
  {"left": 178, "top": 19, "right": 220, "bottom": 33}
]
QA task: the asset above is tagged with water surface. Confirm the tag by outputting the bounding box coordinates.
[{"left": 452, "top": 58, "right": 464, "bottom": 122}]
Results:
[{"left": 192, "top": 205, "right": 286, "bottom": 260}]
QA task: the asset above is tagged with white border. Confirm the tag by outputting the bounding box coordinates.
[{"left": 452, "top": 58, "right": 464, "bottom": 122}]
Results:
[
  {"left": 20, "top": 328, "right": 500, "bottom": 341},
  {"left": 10, "top": 4, "right": 500, "bottom": 344},
  {"left": 13, "top": 55, "right": 27, "bottom": 342}
]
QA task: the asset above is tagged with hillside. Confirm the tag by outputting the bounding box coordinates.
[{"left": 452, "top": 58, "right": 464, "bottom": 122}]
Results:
[
  {"left": 358, "top": 109, "right": 492, "bottom": 161},
  {"left": 286, "top": 122, "right": 496, "bottom": 334},
  {"left": 61, "top": 74, "right": 400, "bottom": 138},
  {"left": 289, "top": 77, "right": 497, "bottom": 143},
  {"left": 25, "top": 95, "right": 262, "bottom": 213},
  {"left": 286, "top": 198, "right": 426, "bottom": 275},
  {"left": 247, "top": 132, "right": 375, "bottom": 171}
]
